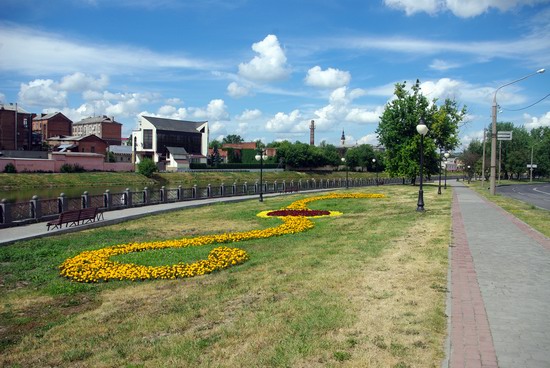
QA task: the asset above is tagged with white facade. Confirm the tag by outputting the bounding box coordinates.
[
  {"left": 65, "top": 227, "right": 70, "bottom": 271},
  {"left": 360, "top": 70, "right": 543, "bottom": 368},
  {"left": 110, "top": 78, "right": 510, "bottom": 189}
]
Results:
[{"left": 132, "top": 116, "right": 208, "bottom": 166}]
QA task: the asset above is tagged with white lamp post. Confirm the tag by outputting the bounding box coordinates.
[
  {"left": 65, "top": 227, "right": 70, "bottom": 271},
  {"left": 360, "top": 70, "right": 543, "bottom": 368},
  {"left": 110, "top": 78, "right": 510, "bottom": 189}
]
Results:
[
  {"left": 416, "top": 118, "right": 429, "bottom": 212},
  {"left": 341, "top": 157, "right": 348, "bottom": 189},
  {"left": 372, "top": 158, "right": 378, "bottom": 186},
  {"left": 255, "top": 150, "right": 267, "bottom": 202},
  {"left": 490, "top": 69, "right": 545, "bottom": 195},
  {"left": 444, "top": 152, "right": 450, "bottom": 189}
]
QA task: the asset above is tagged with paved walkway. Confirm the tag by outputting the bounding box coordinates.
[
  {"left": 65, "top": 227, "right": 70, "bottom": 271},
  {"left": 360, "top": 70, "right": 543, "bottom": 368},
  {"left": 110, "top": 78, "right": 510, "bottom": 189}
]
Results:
[
  {"left": 446, "top": 181, "right": 550, "bottom": 368},
  {"left": 2, "top": 183, "right": 550, "bottom": 367}
]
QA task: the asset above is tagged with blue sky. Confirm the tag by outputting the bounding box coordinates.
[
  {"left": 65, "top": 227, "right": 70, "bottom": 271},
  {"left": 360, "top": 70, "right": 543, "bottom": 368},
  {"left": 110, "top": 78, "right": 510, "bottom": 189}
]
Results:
[{"left": 1, "top": 0, "right": 549, "bottom": 150}]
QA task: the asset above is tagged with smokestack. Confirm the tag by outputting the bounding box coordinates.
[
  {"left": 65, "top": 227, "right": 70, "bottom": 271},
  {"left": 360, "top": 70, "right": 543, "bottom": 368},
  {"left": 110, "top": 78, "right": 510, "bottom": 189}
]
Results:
[{"left": 309, "top": 120, "right": 315, "bottom": 146}]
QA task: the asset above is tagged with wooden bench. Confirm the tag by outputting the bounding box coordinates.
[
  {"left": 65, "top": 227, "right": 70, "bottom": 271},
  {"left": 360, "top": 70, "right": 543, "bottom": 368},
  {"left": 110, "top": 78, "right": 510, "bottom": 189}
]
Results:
[
  {"left": 279, "top": 186, "right": 299, "bottom": 194},
  {"left": 46, "top": 208, "right": 100, "bottom": 231}
]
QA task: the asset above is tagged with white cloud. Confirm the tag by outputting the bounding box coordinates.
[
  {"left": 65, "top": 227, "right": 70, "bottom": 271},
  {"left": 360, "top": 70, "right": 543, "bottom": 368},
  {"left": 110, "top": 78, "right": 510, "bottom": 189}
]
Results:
[
  {"left": 524, "top": 111, "right": 550, "bottom": 130},
  {"left": 265, "top": 110, "right": 304, "bottom": 132},
  {"left": 305, "top": 66, "right": 351, "bottom": 89},
  {"left": 357, "top": 133, "right": 380, "bottom": 146},
  {"left": 346, "top": 106, "right": 384, "bottom": 124},
  {"left": 383, "top": 0, "right": 548, "bottom": 17},
  {"left": 18, "top": 79, "right": 67, "bottom": 107},
  {"left": 235, "top": 109, "right": 262, "bottom": 121},
  {"left": 0, "top": 92, "right": 5, "bottom": 103},
  {"left": 238, "top": 35, "right": 290, "bottom": 82},
  {"left": 58, "top": 72, "right": 109, "bottom": 92},
  {"left": 0, "top": 24, "right": 218, "bottom": 75},
  {"left": 190, "top": 99, "right": 230, "bottom": 121},
  {"left": 429, "top": 59, "right": 461, "bottom": 71},
  {"left": 227, "top": 82, "right": 250, "bottom": 98},
  {"left": 313, "top": 87, "right": 379, "bottom": 128}
]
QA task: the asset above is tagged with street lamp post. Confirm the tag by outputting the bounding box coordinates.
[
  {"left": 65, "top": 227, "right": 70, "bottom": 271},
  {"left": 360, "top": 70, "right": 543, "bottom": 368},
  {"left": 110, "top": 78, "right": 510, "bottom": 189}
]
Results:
[
  {"left": 341, "top": 157, "right": 348, "bottom": 189},
  {"left": 490, "top": 69, "right": 545, "bottom": 195},
  {"left": 444, "top": 152, "right": 450, "bottom": 189},
  {"left": 467, "top": 165, "right": 471, "bottom": 184},
  {"left": 437, "top": 148, "right": 442, "bottom": 195},
  {"left": 416, "top": 118, "right": 429, "bottom": 212},
  {"left": 372, "top": 158, "right": 378, "bottom": 186},
  {"left": 255, "top": 149, "right": 267, "bottom": 202}
]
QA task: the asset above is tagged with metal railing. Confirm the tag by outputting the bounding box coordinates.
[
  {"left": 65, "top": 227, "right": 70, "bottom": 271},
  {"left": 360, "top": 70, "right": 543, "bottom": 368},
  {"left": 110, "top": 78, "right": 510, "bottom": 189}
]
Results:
[{"left": 0, "top": 177, "right": 406, "bottom": 228}]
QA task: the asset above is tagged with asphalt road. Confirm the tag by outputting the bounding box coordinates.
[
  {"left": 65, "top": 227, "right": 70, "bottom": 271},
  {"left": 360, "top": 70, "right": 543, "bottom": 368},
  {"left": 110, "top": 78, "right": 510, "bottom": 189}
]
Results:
[{"left": 497, "top": 183, "right": 550, "bottom": 211}]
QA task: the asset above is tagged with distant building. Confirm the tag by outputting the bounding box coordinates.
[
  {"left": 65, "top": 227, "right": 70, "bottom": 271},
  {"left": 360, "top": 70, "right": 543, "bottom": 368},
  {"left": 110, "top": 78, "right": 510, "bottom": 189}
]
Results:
[
  {"left": 0, "top": 103, "right": 35, "bottom": 151},
  {"left": 47, "top": 134, "right": 108, "bottom": 155},
  {"left": 109, "top": 145, "right": 133, "bottom": 163},
  {"left": 72, "top": 115, "right": 122, "bottom": 146},
  {"left": 32, "top": 112, "right": 73, "bottom": 140},
  {"left": 132, "top": 116, "right": 208, "bottom": 169}
]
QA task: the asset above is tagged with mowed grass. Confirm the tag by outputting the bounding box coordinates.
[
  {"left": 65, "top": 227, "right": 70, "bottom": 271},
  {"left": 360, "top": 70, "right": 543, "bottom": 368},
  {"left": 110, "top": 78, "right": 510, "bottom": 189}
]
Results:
[{"left": 0, "top": 186, "right": 451, "bottom": 367}]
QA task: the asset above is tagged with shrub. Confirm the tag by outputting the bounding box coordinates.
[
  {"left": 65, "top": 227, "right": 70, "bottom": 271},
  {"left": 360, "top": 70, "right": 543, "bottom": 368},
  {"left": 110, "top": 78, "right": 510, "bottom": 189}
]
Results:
[
  {"left": 3, "top": 163, "right": 17, "bottom": 173},
  {"left": 60, "top": 163, "right": 86, "bottom": 173},
  {"left": 137, "top": 158, "right": 158, "bottom": 177}
]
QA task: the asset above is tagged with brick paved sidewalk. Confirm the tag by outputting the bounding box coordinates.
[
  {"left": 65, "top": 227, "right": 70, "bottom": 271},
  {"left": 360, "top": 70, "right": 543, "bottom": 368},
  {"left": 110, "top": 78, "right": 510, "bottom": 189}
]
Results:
[{"left": 446, "top": 183, "right": 550, "bottom": 368}]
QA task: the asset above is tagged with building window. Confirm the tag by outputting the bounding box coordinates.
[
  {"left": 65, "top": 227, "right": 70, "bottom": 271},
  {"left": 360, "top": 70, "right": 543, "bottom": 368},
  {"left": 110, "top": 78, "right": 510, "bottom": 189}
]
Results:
[
  {"left": 143, "top": 129, "right": 153, "bottom": 149},
  {"left": 91, "top": 146, "right": 95, "bottom": 153}
]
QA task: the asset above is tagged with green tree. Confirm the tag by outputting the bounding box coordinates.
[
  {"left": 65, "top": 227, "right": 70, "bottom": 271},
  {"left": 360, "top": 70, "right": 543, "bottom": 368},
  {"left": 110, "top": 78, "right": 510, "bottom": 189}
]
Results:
[
  {"left": 209, "top": 139, "right": 222, "bottom": 149},
  {"left": 344, "top": 144, "right": 375, "bottom": 169},
  {"left": 531, "top": 127, "right": 550, "bottom": 178},
  {"left": 222, "top": 134, "right": 244, "bottom": 144},
  {"left": 377, "top": 81, "right": 433, "bottom": 183},
  {"left": 137, "top": 158, "right": 158, "bottom": 178}
]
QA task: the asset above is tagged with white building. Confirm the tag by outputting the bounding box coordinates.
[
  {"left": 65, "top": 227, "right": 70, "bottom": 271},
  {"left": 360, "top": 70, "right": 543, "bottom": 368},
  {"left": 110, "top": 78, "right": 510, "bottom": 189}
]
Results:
[{"left": 132, "top": 116, "right": 208, "bottom": 170}]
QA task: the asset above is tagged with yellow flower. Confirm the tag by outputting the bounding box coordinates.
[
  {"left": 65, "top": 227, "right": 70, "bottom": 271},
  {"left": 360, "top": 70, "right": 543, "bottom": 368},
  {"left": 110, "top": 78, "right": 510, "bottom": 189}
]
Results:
[{"left": 60, "top": 192, "right": 385, "bottom": 283}]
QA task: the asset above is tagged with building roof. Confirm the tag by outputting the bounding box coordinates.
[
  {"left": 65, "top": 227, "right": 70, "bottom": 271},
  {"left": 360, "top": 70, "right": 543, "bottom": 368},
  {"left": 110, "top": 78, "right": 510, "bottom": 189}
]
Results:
[
  {"left": 109, "top": 145, "right": 132, "bottom": 154},
  {"left": 141, "top": 116, "right": 207, "bottom": 133},
  {"left": 74, "top": 115, "right": 122, "bottom": 125},
  {"left": 48, "top": 134, "right": 106, "bottom": 142},
  {"left": 166, "top": 146, "right": 189, "bottom": 155},
  {"left": 33, "top": 111, "right": 70, "bottom": 121},
  {"left": 0, "top": 103, "right": 31, "bottom": 113}
]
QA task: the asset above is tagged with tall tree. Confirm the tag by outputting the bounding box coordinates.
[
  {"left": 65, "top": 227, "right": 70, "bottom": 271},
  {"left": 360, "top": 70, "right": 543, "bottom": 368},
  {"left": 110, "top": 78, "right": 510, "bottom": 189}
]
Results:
[
  {"left": 222, "top": 134, "right": 244, "bottom": 144},
  {"left": 377, "top": 80, "right": 466, "bottom": 183}
]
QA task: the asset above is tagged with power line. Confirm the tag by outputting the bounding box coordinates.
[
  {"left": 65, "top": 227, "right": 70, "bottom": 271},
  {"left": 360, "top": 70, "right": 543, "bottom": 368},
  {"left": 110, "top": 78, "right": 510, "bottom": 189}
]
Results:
[{"left": 500, "top": 92, "right": 550, "bottom": 111}]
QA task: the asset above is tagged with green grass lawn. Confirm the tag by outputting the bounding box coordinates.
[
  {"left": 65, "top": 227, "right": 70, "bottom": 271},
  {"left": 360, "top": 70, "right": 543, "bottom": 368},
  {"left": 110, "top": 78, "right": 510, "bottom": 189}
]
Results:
[{"left": 1, "top": 186, "right": 450, "bottom": 367}]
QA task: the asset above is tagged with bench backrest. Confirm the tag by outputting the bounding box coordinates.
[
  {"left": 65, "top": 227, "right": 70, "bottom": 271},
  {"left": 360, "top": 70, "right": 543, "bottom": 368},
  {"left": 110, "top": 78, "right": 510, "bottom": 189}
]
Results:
[
  {"left": 79, "top": 207, "right": 97, "bottom": 221},
  {"left": 60, "top": 210, "right": 82, "bottom": 222}
]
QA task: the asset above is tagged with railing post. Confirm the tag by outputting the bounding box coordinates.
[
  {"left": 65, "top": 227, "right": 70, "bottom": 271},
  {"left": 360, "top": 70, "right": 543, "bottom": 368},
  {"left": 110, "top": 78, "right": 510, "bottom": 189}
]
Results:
[
  {"left": 160, "top": 186, "right": 167, "bottom": 203},
  {"left": 254, "top": 180, "right": 259, "bottom": 194},
  {"left": 81, "top": 191, "right": 89, "bottom": 208},
  {"left": 243, "top": 182, "right": 248, "bottom": 194},
  {"left": 298, "top": 179, "right": 302, "bottom": 190},
  {"left": 1, "top": 199, "right": 12, "bottom": 225},
  {"left": 192, "top": 185, "right": 197, "bottom": 199},
  {"left": 104, "top": 189, "right": 112, "bottom": 210},
  {"left": 58, "top": 193, "right": 68, "bottom": 213},
  {"left": 207, "top": 184, "right": 212, "bottom": 197},
  {"left": 233, "top": 182, "right": 237, "bottom": 196},
  {"left": 31, "top": 195, "right": 41, "bottom": 221},
  {"left": 143, "top": 187, "right": 149, "bottom": 204},
  {"left": 282, "top": 180, "right": 286, "bottom": 192},
  {"left": 273, "top": 180, "right": 277, "bottom": 193},
  {"left": 177, "top": 185, "right": 182, "bottom": 201},
  {"left": 124, "top": 188, "right": 132, "bottom": 207},
  {"left": 220, "top": 183, "right": 225, "bottom": 197}
]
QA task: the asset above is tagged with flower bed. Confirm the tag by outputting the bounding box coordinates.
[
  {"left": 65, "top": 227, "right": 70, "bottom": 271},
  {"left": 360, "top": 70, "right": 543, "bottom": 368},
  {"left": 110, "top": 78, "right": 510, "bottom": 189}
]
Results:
[{"left": 60, "top": 192, "right": 385, "bottom": 282}]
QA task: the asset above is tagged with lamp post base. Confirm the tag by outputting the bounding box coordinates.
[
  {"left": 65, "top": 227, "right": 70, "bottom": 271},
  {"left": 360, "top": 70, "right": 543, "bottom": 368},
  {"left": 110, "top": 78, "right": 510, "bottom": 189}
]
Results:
[
  {"left": 259, "top": 193, "right": 263, "bottom": 202},
  {"left": 416, "top": 189, "right": 425, "bottom": 212}
]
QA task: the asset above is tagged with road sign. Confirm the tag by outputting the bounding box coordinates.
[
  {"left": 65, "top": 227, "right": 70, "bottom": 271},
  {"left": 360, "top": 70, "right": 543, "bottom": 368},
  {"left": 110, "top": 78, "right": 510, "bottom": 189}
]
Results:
[
  {"left": 497, "top": 131, "right": 513, "bottom": 140},
  {"left": 527, "top": 164, "right": 537, "bottom": 168}
]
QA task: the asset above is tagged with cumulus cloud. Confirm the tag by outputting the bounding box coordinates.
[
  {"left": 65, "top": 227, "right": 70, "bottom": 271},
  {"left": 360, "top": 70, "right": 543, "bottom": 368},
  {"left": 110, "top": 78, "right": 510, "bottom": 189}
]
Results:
[
  {"left": 313, "top": 87, "right": 380, "bottom": 128},
  {"left": 305, "top": 66, "right": 351, "bottom": 89},
  {"left": 265, "top": 110, "right": 304, "bottom": 132},
  {"left": 227, "top": 82, "right": 251, "bottom": 98},
  {"left": 524, "top": 111, "right": 550, "bottom": 130},
  {"left": 238, "top": 35, "right": 290, "bottom": 82},
  {"left": 190, "top": 99, "right": 230, "bottom": 121},
  {"left": 18, "top": 79, "right": 67, "bottom": 107},
  {"left": 58, "top": 72, "right": 109, "bottom": 92},
  {"left": 383, "top": 0, "right": 547, "bottom": 18},
  {"left": 235, "top": 109, "right": 262, "bottom": 121},
  {"left": 357, "top": 133, "right": 380, "bottom": 146}
]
